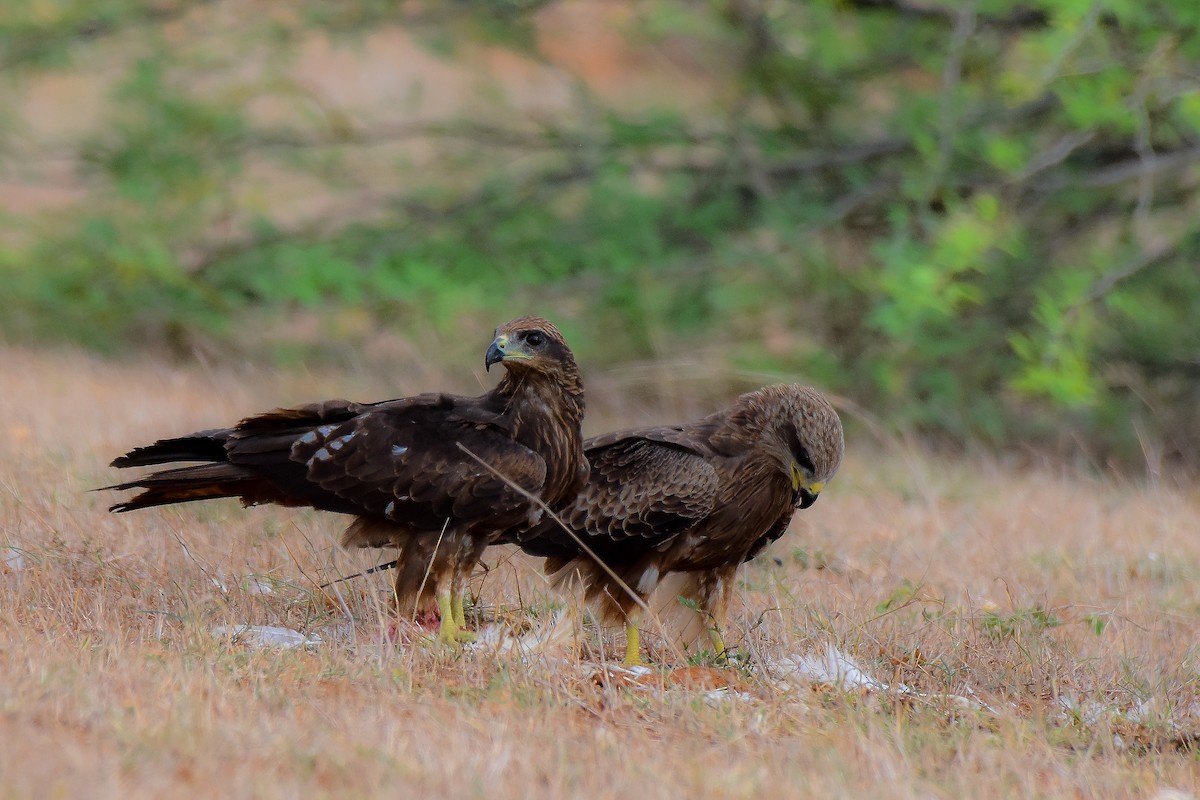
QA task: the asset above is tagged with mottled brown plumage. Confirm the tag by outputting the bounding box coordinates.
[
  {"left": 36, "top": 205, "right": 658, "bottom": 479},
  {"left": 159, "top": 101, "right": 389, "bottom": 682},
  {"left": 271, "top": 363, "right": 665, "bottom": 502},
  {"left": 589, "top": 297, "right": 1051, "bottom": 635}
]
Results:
[
  {"left": 106, "top": 317, "right": 586, "bottom": 642},
  {"left": 512, "top": 384, "right": 843, "bottom": 663}
]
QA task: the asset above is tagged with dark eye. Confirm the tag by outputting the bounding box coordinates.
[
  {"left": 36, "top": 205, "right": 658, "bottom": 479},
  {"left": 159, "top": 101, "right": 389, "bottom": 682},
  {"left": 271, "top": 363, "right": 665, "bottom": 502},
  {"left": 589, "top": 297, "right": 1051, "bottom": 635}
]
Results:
[
  {"left": 525, "top": 331, "right": 545, "bottom": 347},
  {"left": 787, "top": 427, "right": 815, "bottom": 474}
]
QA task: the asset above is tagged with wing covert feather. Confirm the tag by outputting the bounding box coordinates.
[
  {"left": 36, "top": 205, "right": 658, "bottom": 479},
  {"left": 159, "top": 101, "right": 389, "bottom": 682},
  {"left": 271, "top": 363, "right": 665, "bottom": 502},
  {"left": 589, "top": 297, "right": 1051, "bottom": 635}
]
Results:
[
  {"left": 563, "top": 437, "right": 717, "bottom": 543},
  {"left": 230, "top": 395, "right": 546, "bottom": 529}
]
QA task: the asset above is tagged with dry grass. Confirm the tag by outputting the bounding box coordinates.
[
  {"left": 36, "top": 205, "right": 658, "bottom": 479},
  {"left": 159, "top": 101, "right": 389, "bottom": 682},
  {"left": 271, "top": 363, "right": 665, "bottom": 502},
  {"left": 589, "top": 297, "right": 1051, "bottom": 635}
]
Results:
[{"left": 2, "top": 345, "right": 1200, "bottom": 799}]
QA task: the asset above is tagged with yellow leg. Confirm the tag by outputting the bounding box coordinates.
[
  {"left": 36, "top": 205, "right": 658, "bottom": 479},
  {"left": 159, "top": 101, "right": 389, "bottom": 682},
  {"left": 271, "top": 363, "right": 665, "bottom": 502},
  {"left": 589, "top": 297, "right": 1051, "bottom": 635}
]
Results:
[
  {"left": 707, "top": 622, "right": 728, "bottom": 662},
  {"left": 436, "top": 588, "right": 459, "bottom": 643},
  {"left": 451, "top": 586, "right": 467, "bottom": 629},
  {"left": 623, "top": 622, "right": 642, "bottom": 666}
]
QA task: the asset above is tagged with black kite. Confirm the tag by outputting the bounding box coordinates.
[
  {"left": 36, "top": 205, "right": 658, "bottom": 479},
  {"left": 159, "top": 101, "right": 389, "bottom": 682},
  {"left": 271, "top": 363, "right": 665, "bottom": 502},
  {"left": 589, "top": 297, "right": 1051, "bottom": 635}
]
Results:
[
  {"left": 511, "top": 384, "right": 843, "bottom": 664},
  {"left": 106, "top": 316, "right": 587, "bottom": 643}
]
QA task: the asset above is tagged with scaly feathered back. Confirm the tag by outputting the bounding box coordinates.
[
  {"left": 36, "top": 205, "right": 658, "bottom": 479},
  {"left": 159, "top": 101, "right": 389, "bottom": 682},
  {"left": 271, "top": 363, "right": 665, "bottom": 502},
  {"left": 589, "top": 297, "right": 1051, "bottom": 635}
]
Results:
[{"left": 511, "top": 383, "right": 843, "bottom": 660}]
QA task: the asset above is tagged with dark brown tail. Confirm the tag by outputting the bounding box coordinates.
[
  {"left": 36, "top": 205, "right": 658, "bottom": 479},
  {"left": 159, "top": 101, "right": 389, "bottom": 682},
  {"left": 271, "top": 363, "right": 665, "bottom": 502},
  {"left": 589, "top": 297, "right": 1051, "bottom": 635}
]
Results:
[
  {"left": 104, "top": 463, "right": 263, "bottom": 512},
  {"left": 104, "top": 429, "right": 263, "bottom": 512},
  {"left": 109, "top": 429, "right": 231, "bottom": 468}
]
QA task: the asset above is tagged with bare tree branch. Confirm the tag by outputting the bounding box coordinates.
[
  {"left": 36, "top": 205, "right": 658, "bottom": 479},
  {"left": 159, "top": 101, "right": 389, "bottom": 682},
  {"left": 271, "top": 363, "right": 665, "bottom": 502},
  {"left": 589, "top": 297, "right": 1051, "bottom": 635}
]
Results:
[
  {"left": 935, "top": 0, "right": 977, "bottom": 183},
  {"left": 1012, "top": 130, "right": 1097, "bottom": 185},
  {"left": 845, "top": 0, "right": 1049, "bottom": 30},
  {"left": 0, "top": 0, "right": 218, "bottom": 71},
  {"left": 1080, "top": 145, "right": 1200, "bottom": 189},
  {"left": 1084, "top": 234, "right": 1196, "bottom": 305}
]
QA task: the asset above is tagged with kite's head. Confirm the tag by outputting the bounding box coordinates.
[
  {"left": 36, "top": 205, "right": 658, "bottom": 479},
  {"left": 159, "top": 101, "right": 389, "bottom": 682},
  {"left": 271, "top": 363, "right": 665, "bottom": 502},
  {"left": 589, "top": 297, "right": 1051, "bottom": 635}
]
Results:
[
  {"left": 485, "top": 316, "right": 577, "bottom": 380},
  {"left": 486, "top": 316, "right": 584, "bottom": 422},
  {"left": 749, "top": 384, "right": 844, "bottom": 509}
]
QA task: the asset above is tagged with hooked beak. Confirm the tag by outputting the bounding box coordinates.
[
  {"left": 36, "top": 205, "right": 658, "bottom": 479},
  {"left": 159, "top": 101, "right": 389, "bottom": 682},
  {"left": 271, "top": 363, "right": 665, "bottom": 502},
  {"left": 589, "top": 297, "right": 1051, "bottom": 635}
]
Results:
[
  {"left": 485, "top": 337, "right": 506, "bottom": 372},
  {"left": 485, "top": 332, "right": 533, "bottom": 371},
  {"left": 791, "top": 462, "right": 823, "bottom": 508}
]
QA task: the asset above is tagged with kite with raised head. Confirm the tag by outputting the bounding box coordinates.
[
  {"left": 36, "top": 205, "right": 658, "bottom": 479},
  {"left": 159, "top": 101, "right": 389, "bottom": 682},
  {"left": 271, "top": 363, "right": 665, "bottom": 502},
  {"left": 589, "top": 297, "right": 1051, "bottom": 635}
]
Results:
[{"left": 106, "top": 316, "right": 587, "bottom": 643}]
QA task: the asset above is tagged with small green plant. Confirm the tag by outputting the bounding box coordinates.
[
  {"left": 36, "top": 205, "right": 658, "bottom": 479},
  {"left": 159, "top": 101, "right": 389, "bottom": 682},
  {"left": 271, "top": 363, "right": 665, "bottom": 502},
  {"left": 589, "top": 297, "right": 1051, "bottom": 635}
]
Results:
[
  {"left": 980, "top": 607, "right": 1062, "bottom": 641},
  {"left": 791, "top": 548, "right": 836, "bottom": 571},
  {"left": 875, "top": 579, "right": 922, "bottom": 616},
  {"left": 1083, "top": 613, "right": 1108, "bottom": 637}
]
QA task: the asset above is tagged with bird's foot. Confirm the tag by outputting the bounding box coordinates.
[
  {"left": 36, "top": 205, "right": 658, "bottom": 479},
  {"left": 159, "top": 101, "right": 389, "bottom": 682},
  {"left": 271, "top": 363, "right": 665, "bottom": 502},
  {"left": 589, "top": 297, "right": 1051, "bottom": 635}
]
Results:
[
  {"left": 435, "top": 592, "right": 478, "bottom": 645},
  {"left": 435, "top": 620, "right": 478, "bottom": 645}
]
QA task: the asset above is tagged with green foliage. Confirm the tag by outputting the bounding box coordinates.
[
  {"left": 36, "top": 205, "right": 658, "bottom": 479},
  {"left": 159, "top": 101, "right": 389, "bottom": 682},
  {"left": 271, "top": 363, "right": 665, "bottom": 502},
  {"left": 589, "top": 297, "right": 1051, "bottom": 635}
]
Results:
[
  {"left": 1083, "top": 613, "right": 1108, "bottom": 637},
  {"left": 875, "top": 579, "right": 922, "bottom": 616},
  {"left": 790, "top": 548, "right": 836, "bottom": 572},
  {"left": 2, "top": 0, "right": 1199, "bottom": 466},
  {"left": 980, "top": 607, "right": 1063, "bottom": 641}
]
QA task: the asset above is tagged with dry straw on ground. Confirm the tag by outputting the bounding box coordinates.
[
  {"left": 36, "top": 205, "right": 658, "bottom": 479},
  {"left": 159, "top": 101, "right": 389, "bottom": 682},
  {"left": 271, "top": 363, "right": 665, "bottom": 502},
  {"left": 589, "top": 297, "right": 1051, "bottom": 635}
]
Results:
[{"left": 2, "top": 346, "right": 1199, "bottom": 798}]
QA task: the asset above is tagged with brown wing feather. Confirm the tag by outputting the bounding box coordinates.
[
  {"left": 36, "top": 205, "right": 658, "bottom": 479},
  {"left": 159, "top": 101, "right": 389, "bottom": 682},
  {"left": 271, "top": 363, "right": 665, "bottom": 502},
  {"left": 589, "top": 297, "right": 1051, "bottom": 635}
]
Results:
[
  {"left": 108, "top": 394, "right": 547, "bottom": 526},
  {"left": 569, "top": 437, "right": 717, "bottom": 541},
  {"left": 516, "top": 434, "right": 717, "bottom": 559},
  {"left": 279, "top": 395, "right": 547, "bottom": 536}
]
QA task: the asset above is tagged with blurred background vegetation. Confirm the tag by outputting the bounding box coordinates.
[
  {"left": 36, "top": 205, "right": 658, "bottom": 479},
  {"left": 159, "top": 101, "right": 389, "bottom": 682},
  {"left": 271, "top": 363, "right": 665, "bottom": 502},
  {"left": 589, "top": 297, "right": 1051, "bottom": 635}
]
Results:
[{"left": 1, "top": 0, "right": 1198, "bottom": 471}]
